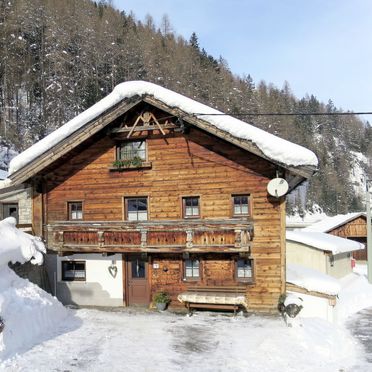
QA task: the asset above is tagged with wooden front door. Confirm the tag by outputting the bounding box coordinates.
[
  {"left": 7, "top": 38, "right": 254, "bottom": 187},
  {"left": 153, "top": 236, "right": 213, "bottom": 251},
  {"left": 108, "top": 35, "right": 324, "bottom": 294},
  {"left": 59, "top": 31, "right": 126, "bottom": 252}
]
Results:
[{"left": 126, "top": 255, "right": 150, "bottom": 305}]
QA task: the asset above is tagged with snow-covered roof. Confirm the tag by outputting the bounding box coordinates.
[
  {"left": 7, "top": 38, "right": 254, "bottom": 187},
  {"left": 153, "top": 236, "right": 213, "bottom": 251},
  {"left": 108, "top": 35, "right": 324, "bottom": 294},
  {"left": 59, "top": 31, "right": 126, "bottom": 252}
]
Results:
[
  {"left": 303, "top": 212, "right": 365, "bottom": 233},
  {"left": 7, "top": 81, "right": 318, "bottom": 177},
  {"left": 286, "top": 230, "right": 364, "bottom": 254},
  {"left": 287, "top": 263, "right": 341, "bottom": 296}
]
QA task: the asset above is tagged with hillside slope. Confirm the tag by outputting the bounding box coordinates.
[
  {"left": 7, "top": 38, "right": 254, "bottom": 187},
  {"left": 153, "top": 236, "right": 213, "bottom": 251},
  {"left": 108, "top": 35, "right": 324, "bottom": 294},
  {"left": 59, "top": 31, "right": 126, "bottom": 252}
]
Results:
[{"left": 0, "top": 0, "right": 370, "bottom": 214}]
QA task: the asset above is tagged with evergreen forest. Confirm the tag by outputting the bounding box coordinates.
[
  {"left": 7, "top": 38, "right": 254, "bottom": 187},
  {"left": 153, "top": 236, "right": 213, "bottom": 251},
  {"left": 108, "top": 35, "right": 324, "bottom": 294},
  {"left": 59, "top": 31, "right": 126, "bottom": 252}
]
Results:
[{"left": 1, "top": 0, "right": 371, "bottom": 215}]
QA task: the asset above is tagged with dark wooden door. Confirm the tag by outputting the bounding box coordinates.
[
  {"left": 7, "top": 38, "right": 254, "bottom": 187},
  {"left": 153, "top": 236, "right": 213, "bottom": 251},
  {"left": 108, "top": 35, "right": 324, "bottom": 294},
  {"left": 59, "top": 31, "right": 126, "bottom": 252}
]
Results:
[{"left": 127, "top": 255, "right": 150, "bottom": 305}]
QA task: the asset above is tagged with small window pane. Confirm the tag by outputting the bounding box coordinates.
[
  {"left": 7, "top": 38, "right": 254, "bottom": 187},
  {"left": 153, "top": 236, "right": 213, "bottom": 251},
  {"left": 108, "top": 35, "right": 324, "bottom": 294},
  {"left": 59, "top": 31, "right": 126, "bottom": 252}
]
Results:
[
  {"left": 241, "top": 205, "right": 249, "bottom": 214},
  {"left": 185, "top": 206, "right": 193, "bottom": 216},
  {"left": 137, "top": 211, "right": 148, "bottom": 221},
  {"left": 131, "top": 259, "right": 146, "bottom": 278},
  {"left": 127, "top": 199, "right": 138, "bottom": 212},
  {"left": 127, "top": 211, "right": 138, "bottom": 221}
]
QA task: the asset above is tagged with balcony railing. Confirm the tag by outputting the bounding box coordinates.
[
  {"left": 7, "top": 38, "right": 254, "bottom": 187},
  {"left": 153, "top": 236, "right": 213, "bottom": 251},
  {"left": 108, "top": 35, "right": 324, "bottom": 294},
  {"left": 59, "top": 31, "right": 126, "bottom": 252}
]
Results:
[{"left": 46, "top": 219, "right": 253, "bottom": 254}]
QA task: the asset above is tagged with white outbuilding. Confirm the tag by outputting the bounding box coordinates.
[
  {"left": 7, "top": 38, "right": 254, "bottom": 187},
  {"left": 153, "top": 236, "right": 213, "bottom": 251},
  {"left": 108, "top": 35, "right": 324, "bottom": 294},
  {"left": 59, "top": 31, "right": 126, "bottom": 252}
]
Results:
[{"left": 286, "top": 230, "right": 364, "bottom": 279}]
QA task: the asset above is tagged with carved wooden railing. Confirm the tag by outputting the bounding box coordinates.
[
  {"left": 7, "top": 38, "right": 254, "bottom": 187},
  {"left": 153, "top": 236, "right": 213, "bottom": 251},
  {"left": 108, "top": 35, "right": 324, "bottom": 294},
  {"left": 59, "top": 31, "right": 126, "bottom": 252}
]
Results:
[{"left": 46, "top": 219, "right": 253, "bottom": 254}]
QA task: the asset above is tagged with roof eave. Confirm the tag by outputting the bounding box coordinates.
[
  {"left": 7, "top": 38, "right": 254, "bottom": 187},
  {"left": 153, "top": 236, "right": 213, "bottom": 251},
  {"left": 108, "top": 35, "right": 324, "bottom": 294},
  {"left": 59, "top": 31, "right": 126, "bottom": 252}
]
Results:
[{"left": 7, "top": 93, "right": 317, "bottom": 188}]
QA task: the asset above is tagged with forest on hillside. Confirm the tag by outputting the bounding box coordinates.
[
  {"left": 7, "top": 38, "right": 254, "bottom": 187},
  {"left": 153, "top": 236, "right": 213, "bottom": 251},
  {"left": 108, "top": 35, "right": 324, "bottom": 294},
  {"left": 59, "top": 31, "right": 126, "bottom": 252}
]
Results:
[{"left": 1, "top": 0, "right": 371, "bottom": 215}]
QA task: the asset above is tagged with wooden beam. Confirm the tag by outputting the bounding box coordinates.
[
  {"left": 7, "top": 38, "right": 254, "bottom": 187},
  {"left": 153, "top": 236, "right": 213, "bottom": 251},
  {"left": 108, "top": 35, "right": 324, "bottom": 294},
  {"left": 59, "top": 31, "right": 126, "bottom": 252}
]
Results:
[
  {"left": 50, "top": 245, "right": 250, "bottom": 253},
  {"left": 110, "top": 123, "right": 177, "bottom": 134},
  {"left": 286, "top": 283, "right": 337, "bottom": 301}
]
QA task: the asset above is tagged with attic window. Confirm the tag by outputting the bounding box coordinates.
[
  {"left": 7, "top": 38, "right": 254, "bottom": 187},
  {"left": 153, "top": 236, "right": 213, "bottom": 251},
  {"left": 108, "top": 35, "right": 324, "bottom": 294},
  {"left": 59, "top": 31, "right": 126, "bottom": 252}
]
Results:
[{"left": 117, "top": 141, "right": 146, "bottom": 161}]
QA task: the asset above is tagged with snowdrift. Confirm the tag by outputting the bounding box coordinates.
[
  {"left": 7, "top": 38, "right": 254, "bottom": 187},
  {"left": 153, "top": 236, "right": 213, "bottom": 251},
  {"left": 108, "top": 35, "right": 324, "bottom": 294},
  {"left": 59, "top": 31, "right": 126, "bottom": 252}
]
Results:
[{"left": 0, "top": 217, "right": 69, "bottom": 360}]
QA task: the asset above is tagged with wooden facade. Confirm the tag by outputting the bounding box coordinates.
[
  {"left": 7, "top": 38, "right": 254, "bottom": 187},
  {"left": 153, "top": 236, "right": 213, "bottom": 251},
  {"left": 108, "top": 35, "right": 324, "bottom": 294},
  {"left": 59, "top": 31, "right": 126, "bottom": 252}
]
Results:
[
  {"left": 4, "top": 92, "right": 316, "bottom": 312},
  {"left": 327, "top": 215, "right": 367, "bottom": 260}
]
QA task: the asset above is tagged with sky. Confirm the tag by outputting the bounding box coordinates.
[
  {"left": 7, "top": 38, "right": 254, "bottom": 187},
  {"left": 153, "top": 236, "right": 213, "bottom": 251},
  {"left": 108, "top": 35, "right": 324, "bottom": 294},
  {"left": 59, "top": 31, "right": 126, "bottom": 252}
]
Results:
[{"left": 113, "top": 0, "right": 372, "bottom": 119}]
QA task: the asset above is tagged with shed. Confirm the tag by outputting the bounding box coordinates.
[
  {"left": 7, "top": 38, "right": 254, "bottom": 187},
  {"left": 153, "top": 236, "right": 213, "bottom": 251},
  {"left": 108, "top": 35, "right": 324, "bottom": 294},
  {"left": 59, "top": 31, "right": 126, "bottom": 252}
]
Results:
[{"left": 286, "top": 230, "right": 363, "bottom": 278}]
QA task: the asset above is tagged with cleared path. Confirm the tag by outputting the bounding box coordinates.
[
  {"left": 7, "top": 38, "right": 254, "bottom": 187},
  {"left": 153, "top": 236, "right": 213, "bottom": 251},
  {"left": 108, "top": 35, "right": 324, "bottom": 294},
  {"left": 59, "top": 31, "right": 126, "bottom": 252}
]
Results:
[{"left": 347, "top": 307, "right": 372, "bottom": 370}]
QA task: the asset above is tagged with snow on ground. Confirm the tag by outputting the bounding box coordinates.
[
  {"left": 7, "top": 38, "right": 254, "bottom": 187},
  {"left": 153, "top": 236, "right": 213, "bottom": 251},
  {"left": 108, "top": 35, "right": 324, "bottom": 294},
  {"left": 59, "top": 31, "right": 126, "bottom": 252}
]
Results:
[
  {"left": 7, "top": 81, "right": 318, "bottom": 178},
  {"left": 0, "top": 218, "right": 70, "bottom": 360},
  {"left": 335, "top": 264, "right": 372, "bottom": 324},
  {"left": 1, "top": 218, "right": 372, "bottom": 371},
  {"left": 0, "top": 309, "right": 363, "bottom": 372},
  {"left": 2, "top": 266, "right": 372, "bottom": 372}
]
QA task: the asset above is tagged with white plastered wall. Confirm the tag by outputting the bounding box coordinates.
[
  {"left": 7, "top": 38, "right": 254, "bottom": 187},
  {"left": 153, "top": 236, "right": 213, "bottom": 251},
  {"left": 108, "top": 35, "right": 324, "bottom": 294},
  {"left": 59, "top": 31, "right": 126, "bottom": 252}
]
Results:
[
  {"left": 288, "top": 290, "right": 335, "bottom": 322},
  {"left": 55, "top": 253, "right": 123, "bottom": 306},
  {"left": 286, "top": 241, "right": 327, "bottom": 273},
  {"left": 326, "top": 252, "right": 352, "bottom": 278},
  {"left": 286, "top": 241, "right": 352, "bottom": 279}
]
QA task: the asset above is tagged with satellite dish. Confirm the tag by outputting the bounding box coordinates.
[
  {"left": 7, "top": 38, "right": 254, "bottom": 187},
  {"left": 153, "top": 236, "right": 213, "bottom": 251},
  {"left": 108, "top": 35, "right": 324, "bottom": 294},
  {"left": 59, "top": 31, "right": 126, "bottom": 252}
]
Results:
[{"left": 267, "top": 178, "right": 289, "bottom": 198}]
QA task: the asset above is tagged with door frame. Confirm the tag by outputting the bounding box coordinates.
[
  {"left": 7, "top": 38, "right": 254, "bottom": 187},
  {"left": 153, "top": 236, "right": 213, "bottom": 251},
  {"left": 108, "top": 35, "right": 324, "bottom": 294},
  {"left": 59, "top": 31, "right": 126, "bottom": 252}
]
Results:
[{"left": 123, "top": 254, "right": 151, "bottom": 306}]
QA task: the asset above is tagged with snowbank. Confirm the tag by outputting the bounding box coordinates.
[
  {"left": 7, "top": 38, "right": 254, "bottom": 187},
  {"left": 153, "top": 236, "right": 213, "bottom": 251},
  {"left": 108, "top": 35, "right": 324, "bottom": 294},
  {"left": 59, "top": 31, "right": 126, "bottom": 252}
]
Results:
[
  {"left": 286, "top": 230, "right": 364, "bottom": 254},
  {"left": 335, "top": 266, "right": 372, "bottom": 323},
  {"left": 287, "top": 263, "right": 341, "bottom": 295},
  {"left": 0, "top": 218, "right": 69, "bottom": 360},
  {"left": 7, "top": 81, "right": 318, "bottom": 177},
  {"left": 0, "top": 217, "right": 45, "bottom": 266}
]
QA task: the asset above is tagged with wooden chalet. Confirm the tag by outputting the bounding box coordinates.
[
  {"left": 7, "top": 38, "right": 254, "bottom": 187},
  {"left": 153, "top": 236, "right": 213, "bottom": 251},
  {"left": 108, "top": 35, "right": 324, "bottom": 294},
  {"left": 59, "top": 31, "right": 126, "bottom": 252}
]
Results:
[
  {"left": 303, "top": 213, "right": 367, "bottom": 261},
  {"left": 2, "top": 81, "right": 317, "bottom": 312}
]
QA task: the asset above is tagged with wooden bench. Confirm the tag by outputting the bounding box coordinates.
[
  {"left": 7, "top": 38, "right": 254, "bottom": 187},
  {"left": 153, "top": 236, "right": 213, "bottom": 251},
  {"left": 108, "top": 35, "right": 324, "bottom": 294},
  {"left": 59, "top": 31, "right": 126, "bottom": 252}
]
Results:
[{"left": 178, "top": 286, "right": 247, "bottom": 315}]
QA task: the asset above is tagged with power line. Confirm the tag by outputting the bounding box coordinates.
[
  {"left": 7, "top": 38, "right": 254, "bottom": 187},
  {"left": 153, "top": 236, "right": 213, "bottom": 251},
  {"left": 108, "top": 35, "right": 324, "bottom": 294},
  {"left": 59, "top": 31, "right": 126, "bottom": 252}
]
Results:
[{"left": 193, "top": 111, "right": 372, "bottom": 117}]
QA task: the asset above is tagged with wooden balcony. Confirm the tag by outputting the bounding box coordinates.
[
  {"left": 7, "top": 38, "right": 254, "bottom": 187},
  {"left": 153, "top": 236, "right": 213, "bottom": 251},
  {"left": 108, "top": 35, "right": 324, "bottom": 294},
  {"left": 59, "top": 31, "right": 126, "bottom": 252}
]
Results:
[{"left": 46, "top": 219, "right": 253, "bottom": 254}]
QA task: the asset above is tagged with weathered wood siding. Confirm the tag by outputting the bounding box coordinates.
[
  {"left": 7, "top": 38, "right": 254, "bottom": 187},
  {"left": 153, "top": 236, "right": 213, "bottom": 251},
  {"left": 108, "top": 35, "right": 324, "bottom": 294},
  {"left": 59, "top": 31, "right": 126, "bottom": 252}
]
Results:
[
  {"left": 328, "top": 216, "right": 367, "bottom": 238},
  {"left": 150, "top": 254, "right": 241, "bottom": 307},
  {"left": 41, "top": 126, "right": 283, "bottom": 311},
  {"left": 328, "top": 216, "right": 367, "bottom": 261}
]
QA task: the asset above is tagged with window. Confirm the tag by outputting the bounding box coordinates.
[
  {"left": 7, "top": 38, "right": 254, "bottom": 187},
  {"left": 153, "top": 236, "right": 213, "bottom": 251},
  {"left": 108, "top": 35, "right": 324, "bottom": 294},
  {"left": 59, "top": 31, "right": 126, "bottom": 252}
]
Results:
[
  {"left": 62, "top": 261, "right": 86, "bottom": 281},
  {"left": 236, "top": 259, "right": 253, "bottom": 282},
  {"left": 3, "top": 203, "right": 18, "bottom": 222},
  {"left": 131, "top": 258, "right": 146, "bottom": 278},
  {"left": 68, "top": 202, "right": 83, "bottom": 220},
  {"left": 232, "top": 195, "right": 250, "bottom": 216},
  {"left": 183, "top": 196, "right": 200, "bottom": 218},
  {"left": 117, "top": 141, "right": 146, "bottom": 161},
  {"left": 125, "top": 197, "right": 148, "bottom": 221},
  {"left": 184, "top": 259, "right": 200, "bottom": 280}
]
